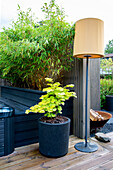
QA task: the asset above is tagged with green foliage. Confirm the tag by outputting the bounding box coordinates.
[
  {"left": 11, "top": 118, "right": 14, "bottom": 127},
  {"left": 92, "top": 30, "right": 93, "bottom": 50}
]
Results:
[
  {"left": 26, "top": 78, "right": 77, "bottom": 118},
  {"left": 100, "top": 79, "right": 113, "bottom": 108},
  {"left": 105, "top": 75, "right": 113, "bottom": 80},
  {"left": 0, "top": 1, "right": 75, "bottom": 90},
  {"left": 100, "top": 58, "right": 113, "bottom": 79},
  {"left": 100, "top": 58, "right": 113, "bottom": 73},
  {"left": 105, "top": 40, "right": 113, "bottom": 54}
]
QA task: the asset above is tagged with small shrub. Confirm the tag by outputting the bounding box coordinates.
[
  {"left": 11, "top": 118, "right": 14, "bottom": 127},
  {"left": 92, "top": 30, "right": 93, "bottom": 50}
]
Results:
[
  {"left": 100, "top": 79, "right": 113, "bottom": 108},
  {"left": 26, "top": 78, "right": 77, "bottom": 118}
]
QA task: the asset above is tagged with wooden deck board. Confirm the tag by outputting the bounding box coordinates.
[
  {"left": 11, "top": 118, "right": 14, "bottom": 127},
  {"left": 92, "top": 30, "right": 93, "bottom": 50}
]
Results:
[
  {"left": 94, "top": 159, "right": 113, "bottom": 170},
  {"left": 0, "top": 133, "right": 113, "bottom": 170}
]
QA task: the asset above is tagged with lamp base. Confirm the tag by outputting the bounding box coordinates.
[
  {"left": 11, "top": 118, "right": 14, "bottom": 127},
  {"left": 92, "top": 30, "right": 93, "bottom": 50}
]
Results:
[{"left": 74, "top": 142, "right": 98, "bottom": 153}]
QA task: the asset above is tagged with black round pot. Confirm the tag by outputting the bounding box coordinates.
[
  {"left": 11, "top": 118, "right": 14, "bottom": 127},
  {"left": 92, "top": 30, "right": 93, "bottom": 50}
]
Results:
[
  {"left": 106, "top": 95, "right": 113, "bottom": 111},
  {"left": 38, "top": 116, "right": 70, "bottom": 158}
]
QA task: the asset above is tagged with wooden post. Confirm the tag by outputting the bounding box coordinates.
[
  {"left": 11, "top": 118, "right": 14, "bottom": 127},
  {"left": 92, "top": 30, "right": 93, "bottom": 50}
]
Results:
[
  {"left": 90, "top": 59, "right": 100, "bottom": 110},
  {"left": 63, "top": 58, "right": 100, "bottom": 138},
  {"left": 73, "top": 58, "right": 90, "bottom": 138}
]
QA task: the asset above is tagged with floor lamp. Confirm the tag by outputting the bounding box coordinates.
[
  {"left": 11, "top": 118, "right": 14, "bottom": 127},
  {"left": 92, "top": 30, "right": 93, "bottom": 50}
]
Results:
[{"left": 73, "top": 18, "right": 104, "bottom": 152}]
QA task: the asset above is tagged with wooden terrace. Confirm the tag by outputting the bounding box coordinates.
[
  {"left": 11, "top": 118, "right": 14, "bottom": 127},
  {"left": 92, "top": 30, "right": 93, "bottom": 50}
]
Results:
[{"left": 0, "top": 132, "right": 113, "bottom": 170}]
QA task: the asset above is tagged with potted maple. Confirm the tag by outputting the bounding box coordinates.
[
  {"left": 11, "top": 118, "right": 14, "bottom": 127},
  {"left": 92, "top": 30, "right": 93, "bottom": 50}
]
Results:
[{"left": 26, "top": 78, "right": 77, "bottom": 157}]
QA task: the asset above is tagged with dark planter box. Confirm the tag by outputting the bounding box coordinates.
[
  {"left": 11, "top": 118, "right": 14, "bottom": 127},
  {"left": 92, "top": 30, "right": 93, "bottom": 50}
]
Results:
[
  {"left": 106, "top": 95, "right": 113, "bottom": 111},
  {"left": 0, "top": 86, "right": 73, "bottom": 150},
  {"left": 39, "top": 117, "right": 70, "bottom": 158},
  {"left": 0, "top": 107, "right": 14, "bottom": 156}
]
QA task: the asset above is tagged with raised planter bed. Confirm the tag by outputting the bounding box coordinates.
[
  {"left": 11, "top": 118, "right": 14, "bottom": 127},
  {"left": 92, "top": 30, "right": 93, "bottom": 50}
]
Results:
[{"left": 0, "top": 86, "right": 73, "bottom": 148}]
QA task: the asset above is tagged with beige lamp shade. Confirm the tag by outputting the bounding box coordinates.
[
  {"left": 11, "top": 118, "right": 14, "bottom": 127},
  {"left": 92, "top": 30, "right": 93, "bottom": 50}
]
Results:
[{"left": 73, "top": 18, "right": 104, "bottom": 58}]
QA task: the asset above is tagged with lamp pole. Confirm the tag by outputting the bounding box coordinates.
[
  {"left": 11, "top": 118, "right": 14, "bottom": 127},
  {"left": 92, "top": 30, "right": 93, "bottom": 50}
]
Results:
[{"left": 85, "top": 55, "right": 89, "bottom": 147}]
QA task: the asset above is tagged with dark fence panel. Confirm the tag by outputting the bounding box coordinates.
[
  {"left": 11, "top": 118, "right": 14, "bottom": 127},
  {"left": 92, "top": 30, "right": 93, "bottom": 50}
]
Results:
[{"left": 0, "top": 86, "right": 73, "bottom": 148}]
